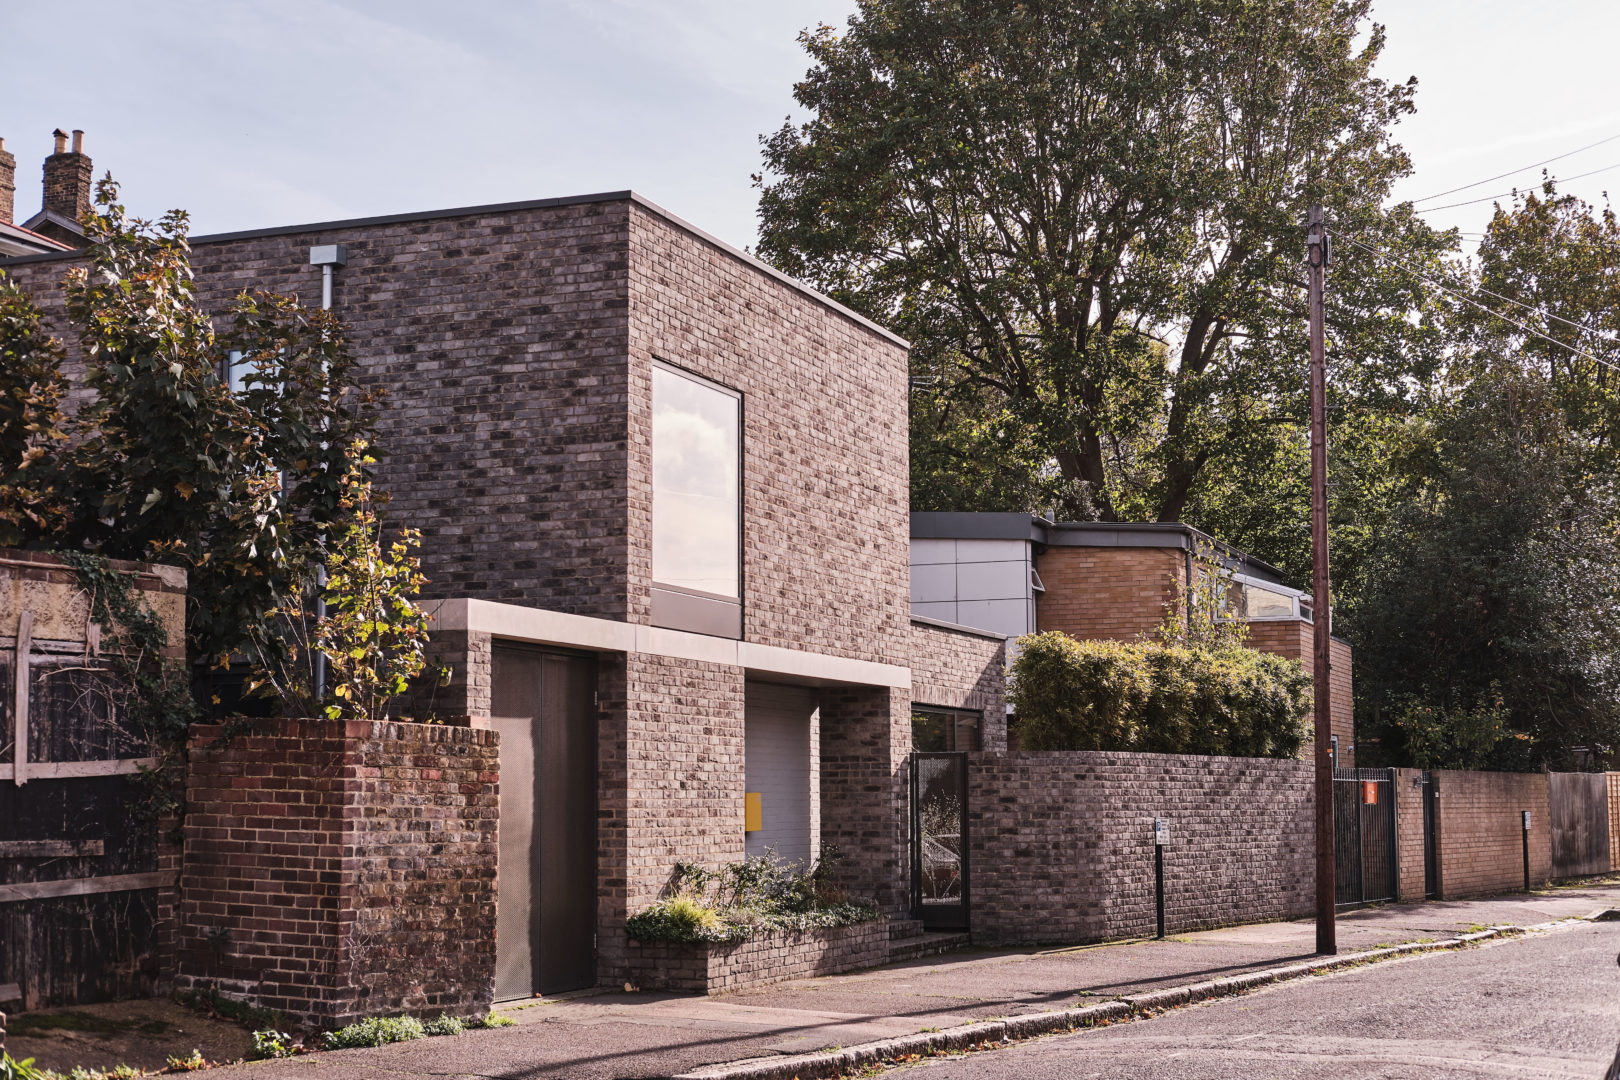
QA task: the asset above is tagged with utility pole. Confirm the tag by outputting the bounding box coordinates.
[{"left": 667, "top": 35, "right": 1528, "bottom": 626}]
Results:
[{"left": 1307, "top": 203, "right": 1336, "bottom": 955}]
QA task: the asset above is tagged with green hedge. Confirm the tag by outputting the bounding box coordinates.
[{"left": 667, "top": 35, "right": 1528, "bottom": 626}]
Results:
[{"left": 1008, "top": 632, "right": 1311, "bottom": 758}]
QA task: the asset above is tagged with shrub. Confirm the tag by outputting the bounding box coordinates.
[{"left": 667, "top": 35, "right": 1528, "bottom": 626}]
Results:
[
  {"left": 1010, "top": 631, "right": 1310, "bottom": 758},
  {"left": 422, "top": 1014, "right": 466, "bottom": 1037},
  {"left": 626, "top": 847, "right": 880, "bottom": 945},
  {"left": 470, "top": 1011, "right": 514, "bottom": 1029},
  {"left": 322, "top": 1015, "right": 427, "bottom": 1049}
]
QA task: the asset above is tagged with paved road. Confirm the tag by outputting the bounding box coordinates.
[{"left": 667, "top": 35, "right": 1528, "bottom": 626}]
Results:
[{"left": 895, "top": 921, "right": 1620, "bottom": 1079}]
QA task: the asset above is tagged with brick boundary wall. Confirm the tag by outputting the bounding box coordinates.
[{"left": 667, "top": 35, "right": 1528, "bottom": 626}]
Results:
[
  {"left": 967, "top": 751, "right": 1314, "bottom": 946},
  {"left": 624, "top": 918, "right": 890, "bottom": 995},
  {"left": 1609, "top": 773, "right": 1620, "bottom": 873},
  {"left": 908, "top": 619, "right": 1008, "bottom": 751},
  {"left": 1428, "top": 770, "right": 1551, "bottom": 899},
  {"left": 1392, "top": 768, "right": 1429, "bottom": 902},
  {"left": 178, "top": 719, "right": 498, "bottom": 1028}
]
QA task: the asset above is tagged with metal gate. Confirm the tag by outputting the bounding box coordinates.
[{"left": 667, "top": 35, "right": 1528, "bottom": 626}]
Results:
[
  {"left": 1334, "top": 768, "right": 1396, "bottom": 908},
  {"left": 1419, "top": 771, "right": 1438, "bottom": 899},
  {"left": 910, "top": 752, "right": 969, "bottom": 930}
]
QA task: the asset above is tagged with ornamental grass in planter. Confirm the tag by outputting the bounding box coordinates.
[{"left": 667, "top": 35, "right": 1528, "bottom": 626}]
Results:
[
  {"left": 625, "top": 849, "right": 886, "bottom": 993},
  {"left": 628, "top": 848, "right": 879, "bottom": 946}
]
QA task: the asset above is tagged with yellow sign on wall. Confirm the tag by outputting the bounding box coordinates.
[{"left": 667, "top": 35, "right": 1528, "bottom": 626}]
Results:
[{"left": 745, "top": 792, "right": 763, "bottom": 832}]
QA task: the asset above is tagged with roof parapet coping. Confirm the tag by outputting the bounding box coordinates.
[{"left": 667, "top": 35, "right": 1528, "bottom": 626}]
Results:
[{"left": 0, "top": 189, "right": 909, "bottom": 350}]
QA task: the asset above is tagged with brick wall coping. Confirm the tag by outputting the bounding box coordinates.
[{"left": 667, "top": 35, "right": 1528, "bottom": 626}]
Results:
[
  {"left": 910, "top": 614, "right": 1007, "bottom": 641},
  {"left": 0, "top": 191, "right": 909, "bottom": 350},
  {"left": 430, "top": 597, "right": 912, "bottom": 689},
  {"left": 188, "top": 716, "right": 497, "bottom": 743}
]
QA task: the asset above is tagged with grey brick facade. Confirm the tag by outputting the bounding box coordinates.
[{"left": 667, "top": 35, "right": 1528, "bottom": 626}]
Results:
[
  {"left": 3, "top": 191, "right": 1000, "bottom": 993},
  {"left": 967, "top": 750, "right": 1315, "bottom": 946}
]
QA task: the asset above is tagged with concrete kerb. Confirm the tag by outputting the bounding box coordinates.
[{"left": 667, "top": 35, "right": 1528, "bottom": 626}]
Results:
[{"left": 668, "top": 928, "right": 1512, "bottom": 1080}]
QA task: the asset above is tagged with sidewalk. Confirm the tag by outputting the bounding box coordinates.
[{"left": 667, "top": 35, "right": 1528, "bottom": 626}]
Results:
[{"left": 220, "top": 881, "right": 1620, "bottom": 1079}]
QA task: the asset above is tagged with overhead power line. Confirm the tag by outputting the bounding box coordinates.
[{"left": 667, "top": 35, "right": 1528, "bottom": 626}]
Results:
[
  {"left": 1414, "top": 159, "right": 1620, "bottom": 213},
  {"left": 1339, "top": 231, "right": 1610, "bottom": 341},
  {"left": 1411, "top": 131, "right": 1620, "bottom": 204},
  {"left": 1331, "top": 232, "right": 1620, "bottom": 375}
]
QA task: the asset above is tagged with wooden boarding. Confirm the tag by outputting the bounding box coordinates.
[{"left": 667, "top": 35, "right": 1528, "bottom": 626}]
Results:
[
  {"left": 0, "top": 758, "right": 154, "bottom": 782},
  {"left": 11, "top": 609, "right": 31, "bottom": 785},
  {"left": 0, "top": 840, "right": 104, "bottom": 858},
  {"left": 0, "top": 871, "right": 175, "bottom": 905}
]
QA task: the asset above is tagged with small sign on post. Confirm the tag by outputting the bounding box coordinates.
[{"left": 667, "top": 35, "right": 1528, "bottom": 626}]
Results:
[
  {"left": 1152, "top": 818, "right": 1167, "bottom": 939},
  {"left": 1522, "top": 810, "right": 1532, "bottom": 831}
]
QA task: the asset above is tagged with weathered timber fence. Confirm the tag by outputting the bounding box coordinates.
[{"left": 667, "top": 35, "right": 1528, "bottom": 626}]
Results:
[
  {"left": 1549, "top": 771, "right": 1610, "bottom": 879},
  {"left": 0, "top": 551, "right": 186, "bottom": 1009}
]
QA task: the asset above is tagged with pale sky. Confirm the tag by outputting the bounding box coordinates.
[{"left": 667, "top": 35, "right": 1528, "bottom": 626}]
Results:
[{"left": 4, "top": 1, "right": 1618, "bottom": 255}]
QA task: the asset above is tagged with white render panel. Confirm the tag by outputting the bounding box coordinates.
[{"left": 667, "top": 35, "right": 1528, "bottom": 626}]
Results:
[
  {"left": 952, "top": 538, "right": 1030, "bottom": 562},
  {"left": 744, "top": 682, "right": 819, "bottom": 867},
  {"left": 909, "top": 600, "right": 962, "bottom": 623},
  {"left": 909, "top": 561, "right": 957, "bottom": 604},
  {"left": 909, "top": 538, "right": 958, "bottom": 566},
  {"left": 955, "top": 559, "right": 1029, "bottom": 602},
  {"left": 956, "top": 599, "right": 1034, "bottom": 640}
]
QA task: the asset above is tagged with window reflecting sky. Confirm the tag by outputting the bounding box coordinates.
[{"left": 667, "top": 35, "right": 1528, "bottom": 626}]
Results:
[{"left": 652, "top": 365, "right": 740, "bottom": 598}]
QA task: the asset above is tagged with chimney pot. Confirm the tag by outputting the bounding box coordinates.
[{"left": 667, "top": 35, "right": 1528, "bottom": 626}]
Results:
[{"left": 42, "top": 128, "right": 93, "bottom": 229}]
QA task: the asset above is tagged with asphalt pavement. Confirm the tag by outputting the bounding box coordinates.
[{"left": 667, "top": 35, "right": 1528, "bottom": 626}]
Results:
[
  {"left": 210, "top": 881, "right": 1620, "bottom": 1080},
  {"left": 893, "top": 917, "right": 1620, "bottom": 1079}
]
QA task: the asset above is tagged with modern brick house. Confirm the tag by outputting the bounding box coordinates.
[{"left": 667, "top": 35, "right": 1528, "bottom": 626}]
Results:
[
  {"left": 1, "top": 190, "right": 1005, "bottom": 999},
  {"left": 910, "top": 512, "right": 1353, "bottom": 763}
]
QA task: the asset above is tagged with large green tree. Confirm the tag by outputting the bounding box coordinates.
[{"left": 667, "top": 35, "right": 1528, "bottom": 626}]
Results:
[
  {"left": 757, "top": 0, "right": 1449, "bottom": 523},
  {"left": 1346, "top": 184, "right": 1620, "bottom": 769}
]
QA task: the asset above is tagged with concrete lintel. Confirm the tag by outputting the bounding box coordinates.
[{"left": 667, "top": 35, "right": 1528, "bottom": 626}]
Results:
[{"left": 431, "top": 598, "right": 909, "bottom": 689}]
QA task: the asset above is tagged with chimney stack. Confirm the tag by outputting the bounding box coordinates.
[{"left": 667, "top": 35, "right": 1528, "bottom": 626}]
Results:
[
  {"left": 0, "top": 137, "right": 15, "bottom": 226},
  {"left": 42, "top": 127, "right": 93, "bottom": 225}
]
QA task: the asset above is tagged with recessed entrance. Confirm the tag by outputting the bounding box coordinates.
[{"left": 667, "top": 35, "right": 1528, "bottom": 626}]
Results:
[
  {"left": 491, "top": 644, "right": 598, "bottom": 998},
  {"left": 744, "top": 682, "right": 819, "bottom": 867}
]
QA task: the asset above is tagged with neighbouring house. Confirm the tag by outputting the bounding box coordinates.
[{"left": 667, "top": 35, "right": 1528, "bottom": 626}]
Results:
[
  {"left": 1, "top": 189, "right": 1006, "bottom": 1006},
  {"left": 909, "top": 512, "right": 1354, "bottom": 765},
  {"left": 0, "top": 131, "right": 83, "bottom": 258}
]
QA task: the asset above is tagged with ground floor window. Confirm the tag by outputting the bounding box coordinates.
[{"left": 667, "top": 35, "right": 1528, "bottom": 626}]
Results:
[{"left": 912, "top": 706, "right": 983, "bottom": 752}]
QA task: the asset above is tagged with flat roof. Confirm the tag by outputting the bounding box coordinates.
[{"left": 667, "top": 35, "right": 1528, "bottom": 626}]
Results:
[
  {"left": 0, "top": 190, "right": 909, "bottom": 350},
  {"left": 910, "top": 511, "right": 1291, "bottom": 585}
]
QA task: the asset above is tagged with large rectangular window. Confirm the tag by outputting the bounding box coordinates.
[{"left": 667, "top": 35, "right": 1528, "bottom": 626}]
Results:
[{"left": 651, "top": 361, "right": 741, "bottom": 637}]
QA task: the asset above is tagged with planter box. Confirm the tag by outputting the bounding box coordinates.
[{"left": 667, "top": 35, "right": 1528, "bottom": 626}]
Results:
[
  {"left": 626, "top": 917, "right": 890, "bottom": 995},
  {"left": 176, "top": 719, "right": 499, "bottom": 1027}
]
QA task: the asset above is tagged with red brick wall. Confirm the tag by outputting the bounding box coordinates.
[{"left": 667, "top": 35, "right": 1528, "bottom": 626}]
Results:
[
  {"left": 1392, "top": 768, "right": 1429, "bottom": 902},
  {"left": 1432, "top": 769, "right": 1550, "bottom": 899},
  {"left": 179, "top": 720, "right": 498, "bottom": 1027},
  {"left": 968, "top": 750, "right": 1315, "bottom": 945},
  {"left": 1246, "top": 622, "right": 1355, "bottom": 767},
  {"left": 1035, "top": 547, "right": 1184, "bottom": 642},
  {"left": 1609, "top": 773, "right": 1620, "bottom": 872}
]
